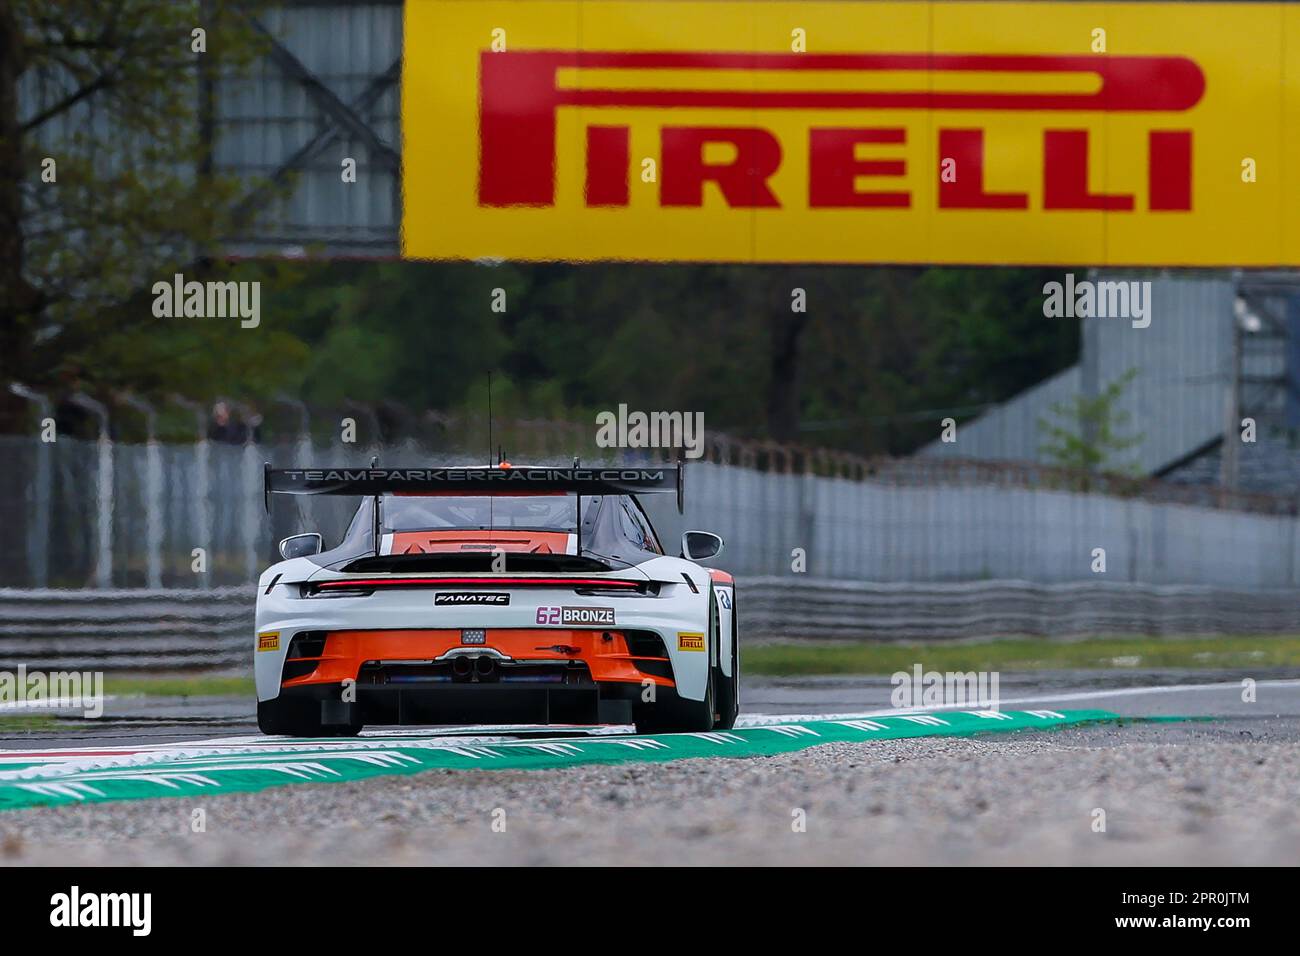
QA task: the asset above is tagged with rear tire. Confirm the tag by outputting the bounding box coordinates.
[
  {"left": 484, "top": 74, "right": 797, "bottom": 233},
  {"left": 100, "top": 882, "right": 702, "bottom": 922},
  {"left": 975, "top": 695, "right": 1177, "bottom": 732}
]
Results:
[
  {"left": 257, "top": 697, "right": 362, "bottom": 738},
  {"left": 633, "top": 677, "right": 714, "bottom": 735},
  {"left": 713, "top": 592, "right": 739, "bottom": 731},
  {"left": 633, "top": 591, "right": 719, "bottom": 735}
]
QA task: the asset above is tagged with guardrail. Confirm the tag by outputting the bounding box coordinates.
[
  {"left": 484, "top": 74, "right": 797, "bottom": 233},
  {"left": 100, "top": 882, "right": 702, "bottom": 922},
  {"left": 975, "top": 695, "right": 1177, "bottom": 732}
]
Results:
[
  {"left": 2, "top": 581, "right": 1298, "bottom": 671},
  {"left": 739, "top": 577, "right": 1300, "bottom": 640},
  {"left": 0, "top": 588, "right": 254, "bottom": 671}
]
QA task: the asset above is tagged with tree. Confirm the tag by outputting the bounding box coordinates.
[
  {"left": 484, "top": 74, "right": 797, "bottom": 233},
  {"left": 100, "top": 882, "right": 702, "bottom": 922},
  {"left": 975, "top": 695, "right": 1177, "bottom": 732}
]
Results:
[
  {"left": 1038, "top": 368, "right": 1143, "bottom": 483},
  {"left": 0, "top": 0, "right": 265, "bottom": 419}
]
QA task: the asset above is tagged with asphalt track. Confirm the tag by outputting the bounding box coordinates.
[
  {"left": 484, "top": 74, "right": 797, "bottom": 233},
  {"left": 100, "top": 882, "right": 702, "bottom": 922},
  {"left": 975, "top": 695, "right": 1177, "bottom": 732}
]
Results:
[
  {"left": 2, "top": 671, "right": 1298, "bottom": 864},
  {"left": 2, "top": 669, "right": 1297, "bottom": 750}
]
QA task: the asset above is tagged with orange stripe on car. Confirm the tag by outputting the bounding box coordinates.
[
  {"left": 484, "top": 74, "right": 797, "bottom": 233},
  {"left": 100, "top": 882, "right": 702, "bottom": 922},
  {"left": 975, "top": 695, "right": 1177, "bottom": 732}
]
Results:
[{"left": 282, "top": 628, "right": 674, "bottom": 688}]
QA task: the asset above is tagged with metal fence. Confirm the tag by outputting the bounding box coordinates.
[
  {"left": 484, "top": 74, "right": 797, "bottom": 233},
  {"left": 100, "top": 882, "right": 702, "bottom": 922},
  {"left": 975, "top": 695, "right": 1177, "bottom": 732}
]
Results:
[
  {"left": 3, "top": 433, "right": 1300, "bottom": 590},
  {"left": 3, "top": 579, "right": 1297, "bottom": 672}
]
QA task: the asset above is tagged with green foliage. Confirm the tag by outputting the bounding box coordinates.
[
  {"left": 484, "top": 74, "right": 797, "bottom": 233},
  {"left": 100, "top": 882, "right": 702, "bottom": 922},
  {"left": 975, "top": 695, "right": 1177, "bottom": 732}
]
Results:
[
  {"left": 4, "top": 0, "right": 268, "bottom": 390},
  {"left": 2, "top": 4, "right": 1079, "bottom": 454},
  {"left": 234, "top": 261, "right": 1073, "bottom": 456},
  {"left": 56, "top": 259, "right": 1076, "bottom": 455},
  {"left": 1038, "top": 368, "right": 1144, "bottom": 480}
]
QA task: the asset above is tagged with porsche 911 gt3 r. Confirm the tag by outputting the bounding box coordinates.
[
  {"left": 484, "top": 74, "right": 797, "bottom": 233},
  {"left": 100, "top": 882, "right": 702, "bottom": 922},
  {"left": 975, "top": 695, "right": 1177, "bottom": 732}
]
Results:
[{"left": 254, "top": 463, "right": 739, "bottom": 737}]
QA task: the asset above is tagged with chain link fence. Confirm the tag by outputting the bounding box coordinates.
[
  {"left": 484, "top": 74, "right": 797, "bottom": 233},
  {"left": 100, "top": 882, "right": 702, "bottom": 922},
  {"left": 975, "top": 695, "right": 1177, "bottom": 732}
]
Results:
[{"left": 2, "top": 431, "right": 1299, "bottom": 590}]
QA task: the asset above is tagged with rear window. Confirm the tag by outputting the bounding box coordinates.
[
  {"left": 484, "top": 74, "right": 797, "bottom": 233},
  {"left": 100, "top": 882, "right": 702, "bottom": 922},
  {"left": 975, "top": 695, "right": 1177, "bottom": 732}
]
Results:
[{"left": 382, "top": 495, "right": 585, "bottom": 532}]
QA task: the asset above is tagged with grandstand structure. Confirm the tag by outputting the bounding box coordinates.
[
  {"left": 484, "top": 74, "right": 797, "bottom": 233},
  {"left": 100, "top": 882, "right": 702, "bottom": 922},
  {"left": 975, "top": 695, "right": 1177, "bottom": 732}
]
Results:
[{"left": 919, "top": 273, "right": 1300, "bottom": 495}]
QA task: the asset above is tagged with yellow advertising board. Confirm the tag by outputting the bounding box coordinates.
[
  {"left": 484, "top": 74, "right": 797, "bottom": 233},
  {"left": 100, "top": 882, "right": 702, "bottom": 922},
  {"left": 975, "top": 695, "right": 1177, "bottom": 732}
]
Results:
[{"left": 402, "top": 1, "right": 1300, "bottom": 266}]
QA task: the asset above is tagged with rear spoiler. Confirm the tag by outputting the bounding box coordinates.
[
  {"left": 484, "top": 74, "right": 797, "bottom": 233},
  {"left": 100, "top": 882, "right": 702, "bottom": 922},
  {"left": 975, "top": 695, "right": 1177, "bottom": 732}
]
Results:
[{"left": 264, "top": 465, "right": 685, "bottom": 514}]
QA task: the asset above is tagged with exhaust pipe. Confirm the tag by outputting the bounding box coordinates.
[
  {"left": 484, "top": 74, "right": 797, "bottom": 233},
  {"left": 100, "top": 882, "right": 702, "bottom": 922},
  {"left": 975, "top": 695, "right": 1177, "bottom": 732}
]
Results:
[
  {"left": 451, "top": 657, "right": 472, "bottom": 679},
  {"left": 474, "top": 657, "right": 497, "bottom": 679}
]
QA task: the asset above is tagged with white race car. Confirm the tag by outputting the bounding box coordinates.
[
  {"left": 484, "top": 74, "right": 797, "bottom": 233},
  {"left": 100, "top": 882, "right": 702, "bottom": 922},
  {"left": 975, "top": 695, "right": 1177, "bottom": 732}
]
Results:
[{"left": 254, "top": 463, "right": 738, "bottom": 737}]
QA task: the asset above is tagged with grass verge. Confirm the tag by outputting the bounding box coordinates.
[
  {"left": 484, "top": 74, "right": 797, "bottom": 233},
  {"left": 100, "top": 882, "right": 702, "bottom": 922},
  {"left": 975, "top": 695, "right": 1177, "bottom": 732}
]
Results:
[
  {"left": 0, "top": 714, "right": 63, "bottom": 733},
  {"left": 104, "top": 675, "right": 255, "bottom": 698}
]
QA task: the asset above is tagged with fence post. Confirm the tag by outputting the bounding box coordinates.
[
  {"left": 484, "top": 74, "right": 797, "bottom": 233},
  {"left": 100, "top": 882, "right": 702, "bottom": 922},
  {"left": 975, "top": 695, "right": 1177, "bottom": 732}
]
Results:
[
  {"left": 120, "top": 394, "right": 163, "bottom": 589},
  {"left": 9, "top": 383, "right": 52, "bottom": 588},
  {"left": 67, "top": 393, "right": 113, "bottom": 588},
  {"left": 170, "top": 396, "right": 211, "bottom": 589}
]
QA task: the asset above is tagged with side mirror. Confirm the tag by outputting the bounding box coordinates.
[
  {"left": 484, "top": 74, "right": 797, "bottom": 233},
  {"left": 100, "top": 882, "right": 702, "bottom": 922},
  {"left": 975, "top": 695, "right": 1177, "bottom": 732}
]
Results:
[
  {"left": 681, "top": 530, "right": 724, "bottom": 561},
  {"left": 279, "top": 532, "right": 323, "bottom": 560}
]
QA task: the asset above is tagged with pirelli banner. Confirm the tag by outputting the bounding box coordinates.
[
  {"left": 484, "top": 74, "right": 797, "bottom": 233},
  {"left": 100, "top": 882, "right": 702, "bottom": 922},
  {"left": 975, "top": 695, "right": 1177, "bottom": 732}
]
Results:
[{"left": 402, "top": 1, "right": 1300, "bottom": 266}]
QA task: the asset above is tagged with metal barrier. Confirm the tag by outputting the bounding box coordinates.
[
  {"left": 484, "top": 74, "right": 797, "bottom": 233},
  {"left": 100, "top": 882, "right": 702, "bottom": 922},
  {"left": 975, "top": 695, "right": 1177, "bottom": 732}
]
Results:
[
  {"left": 0, "top": 588, "right": 254, "bottom": 671},
  {"left": 2, "top": 581, "right": 1297, "bottom": 672},
  {"left": 739, "top": 577, "right": 1300, "bottom": 640}
]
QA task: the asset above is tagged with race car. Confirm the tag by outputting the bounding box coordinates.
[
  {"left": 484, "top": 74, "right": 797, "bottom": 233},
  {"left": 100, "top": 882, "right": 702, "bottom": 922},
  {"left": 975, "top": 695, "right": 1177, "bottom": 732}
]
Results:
[{"left": 254, "top": 463, "right": 738, "bottom": 737}]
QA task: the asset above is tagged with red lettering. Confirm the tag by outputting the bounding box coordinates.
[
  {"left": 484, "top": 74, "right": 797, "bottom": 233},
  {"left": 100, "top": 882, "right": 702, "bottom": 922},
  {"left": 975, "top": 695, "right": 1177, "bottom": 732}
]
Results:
[
  {"left": 660, "top": 127, "right": 782, "bottom": 207},
  {"left": 478, "top": 51, "right": 1205, "bottom": 207},
  {"left": 1043, "top": 130, "right": 1134, "bottom": 211},
  {"left": 585, "top": 126, "right": 630, "bottom": 206},
  {"left": 1148, "top": 130, "right": 1192, "bottom": 211},
  {"left": 937, "top": 130, "right": 1028, "bottom": 209},
  {"left": 809, "top": 128, "right": 909, "bottom": 207}
]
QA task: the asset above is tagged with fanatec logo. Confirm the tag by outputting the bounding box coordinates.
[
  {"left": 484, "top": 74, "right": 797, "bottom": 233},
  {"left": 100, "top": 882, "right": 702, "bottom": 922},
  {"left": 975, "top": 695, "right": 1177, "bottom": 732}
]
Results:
[{"left": 435, "top": 592, "right": 510, "bottom": 606}]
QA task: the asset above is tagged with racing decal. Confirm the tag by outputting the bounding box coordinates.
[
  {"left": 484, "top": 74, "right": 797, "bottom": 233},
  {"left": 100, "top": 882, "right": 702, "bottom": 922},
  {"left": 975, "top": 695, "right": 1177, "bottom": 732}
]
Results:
[
  {"left": 678, "top": 632, "right": 706, "bottom": 652},
  {"left": 562, "top": 606, "right": 615, "bottom": 626},
  {"left": 435, "top": 592, "right": 510, "bottom": 606},
  {"left": 403, "top": 1, "right": 1300, "bottom": 267},
  {"left": 536, "top": 606, "right": 616, "bottom": 626},
  {"left": 256, "top": 632, "right": 280, "bottom": 652}
]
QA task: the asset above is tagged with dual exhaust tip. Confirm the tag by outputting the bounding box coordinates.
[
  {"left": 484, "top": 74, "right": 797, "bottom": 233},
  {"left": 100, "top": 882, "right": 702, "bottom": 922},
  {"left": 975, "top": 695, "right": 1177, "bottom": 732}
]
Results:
[{"left": 451, "top": 656, "right": 497, "bottom": 680}]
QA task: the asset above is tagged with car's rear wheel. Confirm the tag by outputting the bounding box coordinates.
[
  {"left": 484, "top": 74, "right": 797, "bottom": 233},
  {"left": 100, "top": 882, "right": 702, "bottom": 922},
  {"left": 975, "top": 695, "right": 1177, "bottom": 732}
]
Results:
[
  {"left": 633, "top": 588, "right": 721, "bottom": 735},
  {"left": 713, "top": 592, "right": 739, "bottom": 730},
  {"left": 257, "top": 697, "right": 362, "bottom": 738},
  {"left": 633, "top": 675, "right": 714, "bottom": 735}
]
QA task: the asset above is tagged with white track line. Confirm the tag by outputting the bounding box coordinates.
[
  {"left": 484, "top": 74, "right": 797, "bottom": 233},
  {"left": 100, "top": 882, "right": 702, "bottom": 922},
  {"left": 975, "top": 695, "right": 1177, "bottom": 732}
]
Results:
[
  {"left": 7, "top": 678, "right": 1293, "bottom": 758},
  {"left": 734, "top": 678, "right": 1300, "bottom": 725}
]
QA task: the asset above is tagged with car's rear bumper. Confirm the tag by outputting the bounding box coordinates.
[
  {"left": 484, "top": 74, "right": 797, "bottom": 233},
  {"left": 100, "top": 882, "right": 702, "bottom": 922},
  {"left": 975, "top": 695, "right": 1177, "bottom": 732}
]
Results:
[
  {"left": 273, "top": 678, "right": 684, "bottom": 726},
  {"left": 278, "top": 627, "right": 673, "bottom": 689},
  {"left": 262, "top": 626, "right": 677, "bottom": 725}
]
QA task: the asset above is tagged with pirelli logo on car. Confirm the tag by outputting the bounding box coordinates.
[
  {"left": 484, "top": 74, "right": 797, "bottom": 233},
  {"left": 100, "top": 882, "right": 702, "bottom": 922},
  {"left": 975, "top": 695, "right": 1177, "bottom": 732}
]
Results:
[
  {"left": 403, "top": 1, "right": 1300, "bottom": 267},
  {"left": 678, "top": 632, "right": 706, "bottom": 652},
  {"left": 435, "top": 592, "right": 510, "bottom": 606},
  {"left": 257, "top": 631, "right": 280, "bottom": 652}
]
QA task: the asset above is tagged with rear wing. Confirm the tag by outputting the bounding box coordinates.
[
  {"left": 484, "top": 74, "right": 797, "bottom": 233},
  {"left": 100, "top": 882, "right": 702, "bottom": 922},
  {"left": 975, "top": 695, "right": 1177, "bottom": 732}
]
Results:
[{"left": 264, "top": 465, "right": 685, "bottom": 514}]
